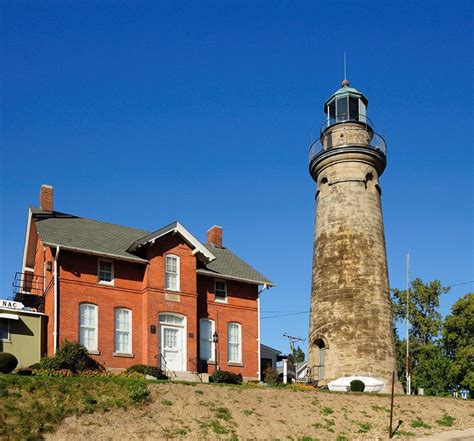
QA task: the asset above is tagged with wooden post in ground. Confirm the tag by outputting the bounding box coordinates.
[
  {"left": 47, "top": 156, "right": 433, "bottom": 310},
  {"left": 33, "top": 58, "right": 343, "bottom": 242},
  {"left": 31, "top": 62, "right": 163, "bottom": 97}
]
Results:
[{"left": 389, "top": 371, "right": 395, "bottom": 438}]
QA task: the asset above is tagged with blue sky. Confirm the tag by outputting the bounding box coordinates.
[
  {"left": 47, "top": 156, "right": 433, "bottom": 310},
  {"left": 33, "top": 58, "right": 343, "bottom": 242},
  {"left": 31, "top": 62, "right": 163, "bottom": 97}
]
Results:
[{"left": 1, "top": 1, "right": 472, "bottom": 354}]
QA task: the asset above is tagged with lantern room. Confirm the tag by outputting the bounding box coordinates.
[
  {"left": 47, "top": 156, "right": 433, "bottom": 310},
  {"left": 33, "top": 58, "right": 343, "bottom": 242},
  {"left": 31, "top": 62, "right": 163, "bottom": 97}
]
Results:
[{"left": 323, "top": 79, "right": 369, "bottom": 129}]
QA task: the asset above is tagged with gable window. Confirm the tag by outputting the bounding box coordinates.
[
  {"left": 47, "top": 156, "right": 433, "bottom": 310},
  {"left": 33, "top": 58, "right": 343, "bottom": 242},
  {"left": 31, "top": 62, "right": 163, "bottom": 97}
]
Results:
[
  {"left": 228, "top": 322, "right": 242, "bottom": 364},
  {"left": 115, "top": 308, "right": 132, "bottom": 354},
  {"left": 165, "top": 254, "right": 180, "bottom": 291},
  {"left": 98, "top": 259, "right": 114, "bottom": 285},
  {"left": 214, "top": 280, "right": 227, "bottom": 303},
  {"left": 199, "top": 318, "right": 215, "bottom": 361},
  {"left": 79, "top": 303, "right": 98, "bottom": 352},
  {"left": 0, "top": 319, "right": 10, "bottom": 342}
]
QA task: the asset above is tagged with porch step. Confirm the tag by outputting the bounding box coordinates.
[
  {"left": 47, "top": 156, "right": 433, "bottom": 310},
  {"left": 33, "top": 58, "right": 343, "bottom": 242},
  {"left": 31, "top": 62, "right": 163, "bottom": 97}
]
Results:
[{"left": 170, "top": 371, "right": 209, "bottom": 383}]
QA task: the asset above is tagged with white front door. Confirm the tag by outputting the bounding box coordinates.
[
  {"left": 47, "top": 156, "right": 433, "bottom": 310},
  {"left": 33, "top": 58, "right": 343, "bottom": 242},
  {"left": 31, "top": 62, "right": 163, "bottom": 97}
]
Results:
[{"left": 160, "top": 325, "right": 184, "bottom": 371}]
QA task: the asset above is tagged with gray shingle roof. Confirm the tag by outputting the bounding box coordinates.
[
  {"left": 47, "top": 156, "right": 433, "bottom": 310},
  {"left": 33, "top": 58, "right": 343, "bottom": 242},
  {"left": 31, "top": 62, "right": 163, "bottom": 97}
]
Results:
[
  {"left": 30, "top": 208, "right": 273, "bottom": 285},
  {"left": 31, "top": 207, "right": 149, "bottom": 263},
  {"left": 198, "top": 244, "right": 274, "bottom": 286}
]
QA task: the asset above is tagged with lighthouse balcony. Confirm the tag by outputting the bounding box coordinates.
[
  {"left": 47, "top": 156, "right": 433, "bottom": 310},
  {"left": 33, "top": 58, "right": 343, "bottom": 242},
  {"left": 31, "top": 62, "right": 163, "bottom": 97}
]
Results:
[{"left": 309, "top": 120, "right": 387, "bottom": 165}]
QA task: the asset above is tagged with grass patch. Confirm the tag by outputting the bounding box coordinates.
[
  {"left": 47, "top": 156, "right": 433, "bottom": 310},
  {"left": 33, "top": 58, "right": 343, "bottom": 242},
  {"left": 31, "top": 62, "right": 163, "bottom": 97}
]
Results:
[
  {"left": 161, "top": 399, "right": 173, "bottom": 406},
  {"left": 371, "top": 404, "right": 389, "bottom": 413},
  {"left": 214, "top": 406, "right": 232, "bottom": 422},
  {"left": 0, "top": 373, "right": 150, "bottom": 440},
  {"left": 358, "top": 422, "right": 372, "bottom": 433},
  {"left": 321, "top": 406, "right": 333, "bottom": 415},
  {"left": 411, "top": 418, "right": 431, "bottom": 429},
  {"left": 336, "top": 435, "right": 349, "bottom": 441},
  {"left": 436, "top": 414, "right": 456, "bottom": 427}
]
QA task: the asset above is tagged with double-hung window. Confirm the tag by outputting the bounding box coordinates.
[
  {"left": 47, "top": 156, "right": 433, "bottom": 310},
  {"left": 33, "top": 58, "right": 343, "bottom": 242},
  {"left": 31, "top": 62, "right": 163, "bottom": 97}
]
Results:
[
  {"left": 98, "top": 259, "right": 114, "bottom": 285},
  {"left": 228, "top": 322, "right": 242, "bottom": 364},
  {"left": 114, "top": 308, "right": 132, "bottom": 354},
  {"left": 0, "top": 319, "right": 10, "bottom": 342},
  {"left": 165, "top": 254, "right": 179, "bottom": 291},
  {"left": 214, "top": 280, "right": 227, "bottom": 303},
  {"left": 79, "top": 303, "right": 98, "bottom": 352},
  {"left": 199, "top": 319, "right": 215, "bottom": 361}
]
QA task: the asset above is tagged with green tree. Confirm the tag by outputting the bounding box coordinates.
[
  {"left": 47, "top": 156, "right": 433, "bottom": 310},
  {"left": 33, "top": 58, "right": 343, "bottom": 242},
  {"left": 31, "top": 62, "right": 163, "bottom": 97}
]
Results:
[
  {"left": 443, "top": 293, "right": 474, "bottom": 394},
  {"left": 391, "top": 278, "right": 450, "bottom": 395},
  {"left": 392, "top": 278, "right": 449, "bottom": 344},
  {"left": 292, "top": 346, "right": 305, "bottom": 363}
]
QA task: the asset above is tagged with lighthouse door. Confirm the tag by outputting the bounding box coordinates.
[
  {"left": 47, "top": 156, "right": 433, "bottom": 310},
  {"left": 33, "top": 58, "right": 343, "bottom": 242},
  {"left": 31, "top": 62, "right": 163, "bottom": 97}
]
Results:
[{"left": 314, "top": 339, "right": 326, "bottom": 380}]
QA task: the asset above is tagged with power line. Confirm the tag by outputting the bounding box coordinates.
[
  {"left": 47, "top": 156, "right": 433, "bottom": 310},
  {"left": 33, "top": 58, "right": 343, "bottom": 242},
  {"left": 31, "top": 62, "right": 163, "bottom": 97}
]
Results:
[
  {"left": 446, "top": 280, "right": 474, "bottom": 288},
  {"left": 261, "top": 311, "right": 310, "bottom": 320}
]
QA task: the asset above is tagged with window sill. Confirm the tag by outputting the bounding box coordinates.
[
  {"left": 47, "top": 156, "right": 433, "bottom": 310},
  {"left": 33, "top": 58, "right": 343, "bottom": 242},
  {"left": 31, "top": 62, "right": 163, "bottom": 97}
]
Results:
[
  {"left": 88, "top": 350, "right": 100, "bottom": 355},
  {"left": 215, "top": 298, "right": 228, "bottom": 304},
  {"left": 227, "top": 362, "right": 244, "bottom": 367},
  {"left": 201, "top": 360, "right": 216, "bottom": 365},
  {"left": 98, "top": 281, "right": 114, "bottom": 286},
  {"left": 113, "top": 352, "right": 134, "bottom": 358}
]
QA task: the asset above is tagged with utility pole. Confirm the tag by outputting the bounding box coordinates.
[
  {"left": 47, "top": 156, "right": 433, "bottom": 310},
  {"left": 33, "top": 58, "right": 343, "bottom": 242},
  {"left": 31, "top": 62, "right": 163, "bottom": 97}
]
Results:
[
  {"left": 406, "top": 253, "right": 411, "bottom": 395},
  {"left": 283, "top": 332, "right": 306, "bottom": 356},
  {"left": 283, "top": 333, "right": 306, "bottom": 383}
]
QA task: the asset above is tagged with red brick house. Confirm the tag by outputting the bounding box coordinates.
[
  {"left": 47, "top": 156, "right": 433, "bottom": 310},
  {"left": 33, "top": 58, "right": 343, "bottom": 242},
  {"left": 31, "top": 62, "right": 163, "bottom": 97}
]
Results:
[{"left": 15, "top": 185, "right": 273, "bottom": 380}]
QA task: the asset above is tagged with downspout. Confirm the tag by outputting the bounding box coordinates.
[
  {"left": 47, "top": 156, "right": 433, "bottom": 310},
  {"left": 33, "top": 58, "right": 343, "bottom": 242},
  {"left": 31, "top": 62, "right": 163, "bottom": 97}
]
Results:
[
  {"left": 257, "top": 283, "right": 269, "bottom": 381},
  {"left": 53, "top": 245, "right": 61, "bottom": 354}
]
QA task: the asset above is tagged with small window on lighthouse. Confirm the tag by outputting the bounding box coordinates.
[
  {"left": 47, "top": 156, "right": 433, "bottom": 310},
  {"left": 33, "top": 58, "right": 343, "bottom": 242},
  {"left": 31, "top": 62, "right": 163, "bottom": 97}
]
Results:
[
  {"left": 328, "top": 100, "right": 336, "bottom": 120},
  {"left": 349, "top": 97, "right": 359, "bottom": 121},
  {"left": 336, "top": 97, "right": 348, "bottom": 121}
]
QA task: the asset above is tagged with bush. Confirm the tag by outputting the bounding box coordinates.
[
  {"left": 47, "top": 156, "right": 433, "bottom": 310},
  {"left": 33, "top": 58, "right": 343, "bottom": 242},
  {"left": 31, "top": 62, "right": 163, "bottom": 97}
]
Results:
[
  {"left": 350, "top": 379, "right": 365, "bottom": 392},
  {"left": 33, "top": 368, "right": 74, "bottom": 377},
  {"left": 37, "top": 340, "right": 101, "bottom": 373},
  {"left": 209, "top": 369, "right": 243, "bottom": 385},
  {"left": 125, "top": 364, "right": 167, "bottom": 379},
  {"left": 0, "top": 353, "right": 18, "bottom": 374},
  {"left": 16, "top": 368, "right": 33, "bottom": 376},
  {"left": 263, "top": 367, "right": 281, "bottom": 386}
]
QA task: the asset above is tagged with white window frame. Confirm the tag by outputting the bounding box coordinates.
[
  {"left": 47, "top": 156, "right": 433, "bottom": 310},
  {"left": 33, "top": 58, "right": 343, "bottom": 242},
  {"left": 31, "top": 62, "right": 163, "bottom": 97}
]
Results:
[
  {"left": 214, "top": 280, "right": 228, "bottom": 303},
  {"left": 0, "top": 319, "right": 10, "bottom": 342},
  {"left": 98, "top": 258, "right": 114, "bottom": 285},
  {"left": 227, "top": 322, "right": 242, "bottom": 364},
  {"left": 199, "top": 318, "right": 215, "bottom": 362},
  {"left": 114, "top": 308, "right": 132, "bottom": 355},
  {"left": 165, "top": 254, "right": 180, "bottom": 291},
  {"left": 79, "top": 303, "right": 98, "bottom": 352}
]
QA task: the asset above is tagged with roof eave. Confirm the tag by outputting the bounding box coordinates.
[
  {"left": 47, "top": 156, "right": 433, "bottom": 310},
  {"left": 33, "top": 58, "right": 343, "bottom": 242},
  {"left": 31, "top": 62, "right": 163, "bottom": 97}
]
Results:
[
  {"left": 128, "top": 221, "right": 216, "bottom": 263},
  {"left": 42, "top": 242, "right": 148, "bottom": 264},
  {"left": 196, "top": 269, "right": 275, "bottom": 287}
]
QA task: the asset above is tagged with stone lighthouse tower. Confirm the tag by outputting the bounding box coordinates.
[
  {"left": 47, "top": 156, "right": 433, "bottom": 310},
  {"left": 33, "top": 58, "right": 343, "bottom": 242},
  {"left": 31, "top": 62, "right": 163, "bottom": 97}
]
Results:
[{"left": 307, "top": 79, "right": 399, "bottom": 392}]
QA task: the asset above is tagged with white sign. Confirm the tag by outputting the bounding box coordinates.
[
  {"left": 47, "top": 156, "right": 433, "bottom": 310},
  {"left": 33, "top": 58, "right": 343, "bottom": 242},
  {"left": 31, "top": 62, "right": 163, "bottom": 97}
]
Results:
[{"left": 0, "top": 299, "right": 25, "bottom": 310}]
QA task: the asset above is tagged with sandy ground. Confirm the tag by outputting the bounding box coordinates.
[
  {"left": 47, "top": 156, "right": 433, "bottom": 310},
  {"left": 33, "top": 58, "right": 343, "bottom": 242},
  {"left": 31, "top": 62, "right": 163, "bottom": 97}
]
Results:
[{"left": 48, "top": 383, "right": 474, "bottom": 440}]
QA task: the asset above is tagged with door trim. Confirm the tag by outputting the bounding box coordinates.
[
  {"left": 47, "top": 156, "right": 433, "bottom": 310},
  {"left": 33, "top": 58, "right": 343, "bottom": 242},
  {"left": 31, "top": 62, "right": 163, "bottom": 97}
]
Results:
[{"left": 158, "top": 313, "right": 187, "bottom": 372}]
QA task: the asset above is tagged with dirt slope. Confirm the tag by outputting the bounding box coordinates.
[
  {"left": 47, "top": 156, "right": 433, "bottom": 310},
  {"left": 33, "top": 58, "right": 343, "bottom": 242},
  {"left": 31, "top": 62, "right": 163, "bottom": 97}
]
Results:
[{"left": 48, "top": 382, "right": 474, "bottom": 440}]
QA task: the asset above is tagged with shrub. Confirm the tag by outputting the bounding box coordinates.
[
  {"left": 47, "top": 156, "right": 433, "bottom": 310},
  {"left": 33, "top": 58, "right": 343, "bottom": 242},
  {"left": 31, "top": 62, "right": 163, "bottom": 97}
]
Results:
[
  {"left": 33, "top": 368, "right": 74, "bottom": 377},
  {"left": 0, "top": 353, "right": 18, "bottom": 374},
  {"left": 350, "top": 379, "right": 365, "bottom": 392},
  {"left": 209, "top": 370, "right": 243, "bottom": 385},
  {"left": 16, "top": 368, "right": 33, "bottom": 376},
  {"left": 37, "top": 341, "right": 101, "bottom": 373},
  {"left": 128, "top": 384, "right": 150, "bottom": 403},
  {"left": 125, "top": 364, "right": 167, "bottom": 379},
  {"left": 263, "top": 367, "right": 281, "bottom": 386}
]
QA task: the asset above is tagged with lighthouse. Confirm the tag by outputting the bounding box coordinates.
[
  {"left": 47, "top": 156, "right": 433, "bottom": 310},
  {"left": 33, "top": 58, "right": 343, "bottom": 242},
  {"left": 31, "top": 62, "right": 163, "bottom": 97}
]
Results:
[{"left": 307, "top": 79, "right": 400, "bottom": 392}]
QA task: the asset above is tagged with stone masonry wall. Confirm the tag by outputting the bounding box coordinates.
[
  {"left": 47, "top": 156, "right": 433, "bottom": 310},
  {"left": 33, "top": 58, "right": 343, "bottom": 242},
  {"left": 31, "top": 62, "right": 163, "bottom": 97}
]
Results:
[{"left": 308, "top": 154, "right": 401, "bottom": 393}]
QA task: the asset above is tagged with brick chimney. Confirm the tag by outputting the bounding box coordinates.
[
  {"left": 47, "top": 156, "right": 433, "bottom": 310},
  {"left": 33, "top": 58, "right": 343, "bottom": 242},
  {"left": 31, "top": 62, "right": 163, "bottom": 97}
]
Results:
[
  {"left": 207, "top": 225, "right": 223, "bottom": 248},
  {"left": 40, "top": 185, "right": 54, "bottom": 213}
]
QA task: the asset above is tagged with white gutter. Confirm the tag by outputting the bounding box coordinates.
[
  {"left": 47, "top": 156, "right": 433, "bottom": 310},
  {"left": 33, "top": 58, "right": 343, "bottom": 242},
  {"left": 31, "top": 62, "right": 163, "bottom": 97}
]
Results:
[
  {"left": 257, "top": 283, "right": 270, "bottom": 381},
  {"left": 42, "top": 242, "right": 148, "bottom": 264},
  {"left": 53, "top": 245, "right": 61, "bottom": 354},
  {"left": 196, "top": 269, "right": 275, "bottom": 287}
]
